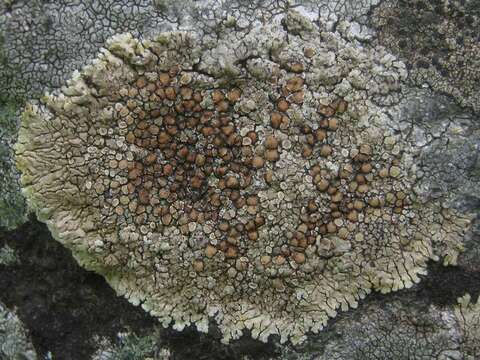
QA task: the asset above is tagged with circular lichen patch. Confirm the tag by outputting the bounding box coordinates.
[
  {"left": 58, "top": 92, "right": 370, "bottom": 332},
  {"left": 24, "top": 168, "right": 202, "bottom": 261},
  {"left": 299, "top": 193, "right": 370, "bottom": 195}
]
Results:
[{"left": 15, "top": 13, "right": 471, "bottom": 344}]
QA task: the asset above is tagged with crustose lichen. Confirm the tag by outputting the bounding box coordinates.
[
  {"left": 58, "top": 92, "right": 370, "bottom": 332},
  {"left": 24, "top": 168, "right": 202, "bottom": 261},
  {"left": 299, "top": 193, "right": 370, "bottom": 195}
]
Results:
[{"left": 15, "top": 12, "right": 471, "bottom": 344}]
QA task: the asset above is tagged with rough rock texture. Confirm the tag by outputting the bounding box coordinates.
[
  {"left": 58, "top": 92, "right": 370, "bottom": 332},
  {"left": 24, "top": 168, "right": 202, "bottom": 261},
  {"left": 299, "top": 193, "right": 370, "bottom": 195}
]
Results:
[
  {"left": 1, "top": 0, "right": 479, "bottom": 231},
  {"left": 279, "top": 294, "right": 464, "bottom": 360},
  {"left": 455, "top": 294, "right": 480, "bottom": 359},
  {"left": 0, "top": 301, "right": 37, "bottom": 360},
  {"left": 1, "top": 0, "right": 479, "bottom": 358},
  {"left": 0, "top": 1, "right": 380, "bottom": 234},
  {"left": 0, "top": 243, "right": 18, "bottom": 266},
  {"left": 15, "top": 11, "right": 472, "bottom": 345},
  {"left": 88, "top": 289, "right": 480, "bottom": 359},
  {"left": 0, "top": 20, "right": 26, "bottom": 231},
  {"left": 0, "top": 100, "right": 26, "bottom": 230},
  {"left": 371, "top": 0, "right": 480, "bottom": 113},
  {"left": 1, "top": 219, "right": 283, "bottom": 359},
  {"left": 0, "top": 0, "right": 425, "bottom": 104},
  {"left": 384, "top": 87, "right": 480, "bottom": 273},
  {"left": 92, "top": 331, "right": 171, "bottom": 360},
  {"left": 0, "top": 219, "right": 158, "bottom": 359}
]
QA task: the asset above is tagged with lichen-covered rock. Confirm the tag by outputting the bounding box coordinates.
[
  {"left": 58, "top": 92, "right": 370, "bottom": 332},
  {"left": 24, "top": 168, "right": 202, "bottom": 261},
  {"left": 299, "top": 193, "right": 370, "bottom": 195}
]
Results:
[
  {"left": 0, "top": 0, "right": 380, "bottom": 236},
  {"left": 0, "top": 301, "right": 37, "bottom": 360},
  {"left": 92, "top": 331, "right": 171, "bottom": 360},
  {"left": 276, "top": 294, "right": 464, "bottom": 360},
  {"left": 455, "top": 293, "right": 480, "bottom": 359},
  {"left": 383, "top": 87, "right": 480, "bottom": 271},
  {"left": 371, "top": 0, "right": 480, "bottom": 113},
  {"left": 1, "top": 0, "right": 355, "bottom": 103},
  {"left": 0, "top": 101, "right": 27, "bottom": 230},
  {"left": 322, "top": 302, "right": 462, "bottom": 360},
  {"left": 14, "top": 11, "right": 472, "bottom": 344},
  {"left": 0, "top": 243, "right": 18, "bottom": 266}
]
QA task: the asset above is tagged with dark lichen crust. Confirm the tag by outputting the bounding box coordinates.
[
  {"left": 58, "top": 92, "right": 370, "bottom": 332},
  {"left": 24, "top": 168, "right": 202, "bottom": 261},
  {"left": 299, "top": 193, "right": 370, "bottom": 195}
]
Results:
[
  {"left": 15, "top": 12, "right": 471, "bottom": 344},
  {"left": 372, "top": 0, "right": 480, "bottom": 112}
]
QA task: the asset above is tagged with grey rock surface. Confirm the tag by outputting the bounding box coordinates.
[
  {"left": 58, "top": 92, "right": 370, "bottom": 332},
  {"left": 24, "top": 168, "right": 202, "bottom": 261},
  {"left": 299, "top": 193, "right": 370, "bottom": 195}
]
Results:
[
  {"left": 280, "top": 294, "right": 464, "bottom": 360},
  {"left": 0, "top": 301, "right": 37, "bottom": 360},
  {"left": 0, "top": 100, "right": 26, "bottom": 230},
  {"left": 0, "top": 243, "right": 18, "bottom": 266}
]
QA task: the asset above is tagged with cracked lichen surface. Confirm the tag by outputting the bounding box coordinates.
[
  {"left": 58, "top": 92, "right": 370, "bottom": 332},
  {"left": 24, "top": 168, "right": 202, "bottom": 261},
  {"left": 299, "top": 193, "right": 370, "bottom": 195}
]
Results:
[
  {"left": 15, "top": 12, "right": 472, "bottom": 344},
  {"left": 372, "top": 0, "right": 480, "bottom": 113},
  {"left": 0, "top": 243, "right": 18, "bottom": 266},
  {"left": 0, "top": 301, "right": 37, "bottom": 360},
  {"left": 0, "top": 100, "right": 27, "bottom": 230},
  {"left": 317, "top": 297, "right": 462, "bottom": 360},
  {"left": 455, "top": 294, "right": 480, "bottom": 359}
]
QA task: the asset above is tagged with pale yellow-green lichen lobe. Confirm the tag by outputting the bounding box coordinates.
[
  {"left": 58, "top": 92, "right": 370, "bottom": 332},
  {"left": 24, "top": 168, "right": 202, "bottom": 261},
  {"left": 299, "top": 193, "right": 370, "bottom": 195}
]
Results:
[
  {"left": 455, "top": 293, "right": 480, "bottom": 359},
  {"left": 15, "top": 11, "right": 472, "bottom": 345}
]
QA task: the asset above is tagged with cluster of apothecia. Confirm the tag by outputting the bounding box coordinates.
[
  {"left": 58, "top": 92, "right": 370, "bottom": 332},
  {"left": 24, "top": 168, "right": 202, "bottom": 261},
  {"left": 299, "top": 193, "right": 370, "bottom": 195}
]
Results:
[{"left": 16, "top": 19, "right": 470, "bottom": 344}]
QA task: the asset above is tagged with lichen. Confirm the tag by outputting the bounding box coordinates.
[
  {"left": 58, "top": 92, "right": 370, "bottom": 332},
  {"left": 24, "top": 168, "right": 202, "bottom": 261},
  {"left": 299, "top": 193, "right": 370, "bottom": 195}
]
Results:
[
  {"left": 371, "top": 0, "right": 480, "bottom": 113},
  {"left": 92, "top": 331, "right": 169, "bottom": 360},
  {"left": 15, "top": 12, "right": 471, "bottom": 344},
  {"left": 0, "top": 301, "right": 37, "bottom": 360},
  {"left": 0, "top": 243, "right": 18, "bottom": 266},
  {"left": 0, "top": 99, "right": 27, "bottom": 230},
  {"left": 455, "top": 293, "right": 480, "bottom": 359},
  {"left": 313, "top": 296, "right": 462, "bottom": 360},
  {"left": 0, "top": 28, "right": 28, "bottom": 231}
]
